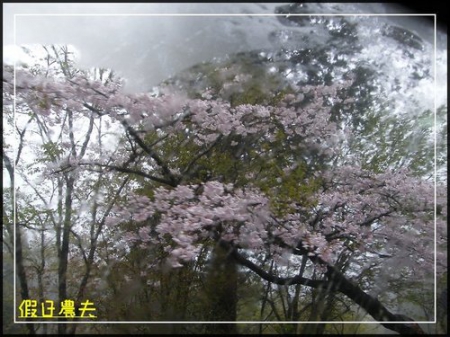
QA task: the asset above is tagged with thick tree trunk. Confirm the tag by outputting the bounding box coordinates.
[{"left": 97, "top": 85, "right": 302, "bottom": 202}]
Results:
[
  {"left": 204, "top": 244, "right": 238, "bottom": 334},
  {"left": 301, "top": 286, "right": 328, "bottom": 335}
]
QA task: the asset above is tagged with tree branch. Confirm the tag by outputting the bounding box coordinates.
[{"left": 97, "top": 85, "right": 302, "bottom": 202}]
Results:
[
  {"left": 219, "top": 240, "right": 326, "bottom": 288},
  {"left": 119, "top": 118, "right": 179, "bottom": 186},
  {"left": 221, "top": 239, "right": 425, "bottom": 335},
  {"left": 180, "top": 135, "right": 223, "bottom": 180},
  {"left": 78, "top": 162, "right": 174, "bottom": 186}
]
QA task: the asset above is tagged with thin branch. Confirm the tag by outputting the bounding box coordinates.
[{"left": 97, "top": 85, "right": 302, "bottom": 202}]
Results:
[
  {"left": 359, "top": 210, "right": 393, "bottom": 227},
  {"left": 180, "top": 135, "right": 223, "bottom": 179},
  {"left": 15, "top": 114, "right": 35, "bottom": 165},
  {"left": 70, "top": 229, "right": 88, "bottom": 264},
  {"left": 78, "top": 113, "right": 95, "bottom": 160},
  {"left": 78, "top": 162, "right": 174, "bottom": 186},
  {"left": 67, "top": 109, "right": 77, "bottom": 158},
  {"left": 82, "top": 101, "right": 179, "bottom": 186}
]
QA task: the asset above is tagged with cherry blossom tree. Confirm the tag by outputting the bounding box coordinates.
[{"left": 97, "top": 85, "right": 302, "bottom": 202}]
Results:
[{"left": 3, "top": 45, "right": 446, "bottom": 335}]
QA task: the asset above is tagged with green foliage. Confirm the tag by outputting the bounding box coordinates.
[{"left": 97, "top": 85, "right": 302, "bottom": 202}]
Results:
[
  {"left": 37, "top": 141, "right": 64, "bottom": 163},
  {"left": 164, "top": 52, "right": 295, "bottom": 107},
  {"left": 343, "top": 104, "right": 447, "bottom": 178}
]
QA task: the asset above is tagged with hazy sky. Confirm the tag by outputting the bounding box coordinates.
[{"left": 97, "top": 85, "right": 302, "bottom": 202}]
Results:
[
  {"left": 3, "top": 3, "right": 446, "bottom": 94},
  {"left": 3, "top": 3, "right": 288, "bottom": 92}
]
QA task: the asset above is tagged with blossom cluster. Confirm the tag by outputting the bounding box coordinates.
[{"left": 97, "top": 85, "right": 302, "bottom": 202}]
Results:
[
  {"left": 107, "top": 159, "right": 443, "bottom": 270},
  {"left": 108, "top": 181, "right": 274, "bottom": 267}
]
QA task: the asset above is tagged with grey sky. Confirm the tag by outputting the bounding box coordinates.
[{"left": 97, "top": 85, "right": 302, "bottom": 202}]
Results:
[
  {"left": 3, "top": 3, "right": 286, "bottom": 92},
  {"left": 4, "top": 3, "right": 446, "bottom": 94}
]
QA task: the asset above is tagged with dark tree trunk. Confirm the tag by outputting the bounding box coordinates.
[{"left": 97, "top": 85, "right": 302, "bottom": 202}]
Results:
[
  {"left": 204, "top": 244, "right": 238, "bottom": 334},
  {"left": 58, "top": 174, "right": 74, "bottom": 335},
  {"left": 3, "top": 151, "right": 36, "bottom": 335}
]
